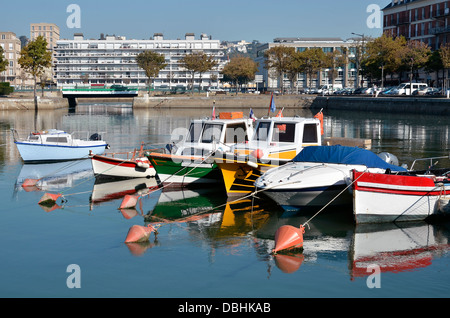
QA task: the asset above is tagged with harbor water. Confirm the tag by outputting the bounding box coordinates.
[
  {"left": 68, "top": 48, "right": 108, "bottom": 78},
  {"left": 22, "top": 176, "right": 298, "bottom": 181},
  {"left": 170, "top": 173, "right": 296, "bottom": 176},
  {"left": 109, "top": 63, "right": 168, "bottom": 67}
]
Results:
[{"left": 0, "top": 102, "right": 449, "bottom": 299}]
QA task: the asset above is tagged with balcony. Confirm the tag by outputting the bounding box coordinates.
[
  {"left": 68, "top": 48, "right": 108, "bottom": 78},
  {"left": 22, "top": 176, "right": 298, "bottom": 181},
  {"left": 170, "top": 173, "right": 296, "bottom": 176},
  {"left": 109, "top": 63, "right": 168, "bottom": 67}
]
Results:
[{"left": 430, "top": 26, "right": 450, "bottom": 35}]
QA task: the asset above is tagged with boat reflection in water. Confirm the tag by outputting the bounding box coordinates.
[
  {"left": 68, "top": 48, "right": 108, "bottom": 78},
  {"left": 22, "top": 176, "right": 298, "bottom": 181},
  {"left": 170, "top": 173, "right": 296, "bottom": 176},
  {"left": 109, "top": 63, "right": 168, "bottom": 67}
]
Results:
[
  {"left": 90, "top": 177, "right": 161, "bottom": 217},
  {"left": 349, "top": 222, "right": 450, "bottom": 279},
  {"left": 123, "top": 185, "right": 450, "bottom": 277},
  {"left": 15, "top": 159, "right": 93, "bottom": 193}
]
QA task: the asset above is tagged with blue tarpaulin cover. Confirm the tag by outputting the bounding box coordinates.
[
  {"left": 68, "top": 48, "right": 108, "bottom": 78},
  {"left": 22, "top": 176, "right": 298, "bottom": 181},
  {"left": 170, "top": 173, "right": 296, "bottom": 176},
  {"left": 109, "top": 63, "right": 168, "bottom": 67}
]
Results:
[{"left": 293, "top": 145, "right": 407, "bottom": 172}]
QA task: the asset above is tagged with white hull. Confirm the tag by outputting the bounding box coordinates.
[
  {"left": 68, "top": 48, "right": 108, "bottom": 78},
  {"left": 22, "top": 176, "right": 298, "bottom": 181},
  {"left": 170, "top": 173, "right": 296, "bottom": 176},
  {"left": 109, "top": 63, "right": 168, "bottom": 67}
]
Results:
[
  {"left": 354, "top": 189, "right": 443, "bottom": 223},
  {"left": 91, "top": 155, "right": 156, "bottom": 179},
  {"left": 353, "top": 171, "right": 450, "bottom": 224},
  {"left": 256, "top": 163, "right": 377, "bottom": 210},
  {"left": 16, "top": 142, "right": 107, "bottom": 162}
]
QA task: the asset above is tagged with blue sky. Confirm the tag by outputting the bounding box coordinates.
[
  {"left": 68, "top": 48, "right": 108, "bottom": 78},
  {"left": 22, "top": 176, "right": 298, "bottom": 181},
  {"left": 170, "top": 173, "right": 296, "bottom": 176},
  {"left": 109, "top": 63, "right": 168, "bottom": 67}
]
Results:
[{"left": 1, "top": 0, "right": 389, "bottom": 42}]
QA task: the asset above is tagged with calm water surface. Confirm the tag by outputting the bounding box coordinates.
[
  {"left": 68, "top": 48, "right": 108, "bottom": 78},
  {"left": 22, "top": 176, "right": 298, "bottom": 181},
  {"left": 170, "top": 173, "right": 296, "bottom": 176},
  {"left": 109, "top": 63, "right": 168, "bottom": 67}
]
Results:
[{"left": 0, "top": 102, "right": 449, "bottom": 298}]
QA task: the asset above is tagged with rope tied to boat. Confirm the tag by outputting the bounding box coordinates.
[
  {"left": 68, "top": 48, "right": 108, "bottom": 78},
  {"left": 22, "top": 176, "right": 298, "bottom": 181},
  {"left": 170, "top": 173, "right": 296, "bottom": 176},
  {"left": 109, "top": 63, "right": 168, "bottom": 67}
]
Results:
[{"left": 301, "top": 170, "right": 368, "bottom": 229}]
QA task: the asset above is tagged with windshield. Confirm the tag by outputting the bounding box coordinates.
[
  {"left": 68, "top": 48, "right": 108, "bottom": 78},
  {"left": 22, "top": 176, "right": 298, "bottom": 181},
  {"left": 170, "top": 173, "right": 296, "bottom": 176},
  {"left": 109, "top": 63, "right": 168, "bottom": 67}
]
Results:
[
  {"left": 187, "top": 122, "right": 204, "bottom": 143},
  {"left": 253, "top": 121, "right": 271, "bottom": 141},
  {"left": 201, "top": 123, "right": 223, "bottom": 143}
]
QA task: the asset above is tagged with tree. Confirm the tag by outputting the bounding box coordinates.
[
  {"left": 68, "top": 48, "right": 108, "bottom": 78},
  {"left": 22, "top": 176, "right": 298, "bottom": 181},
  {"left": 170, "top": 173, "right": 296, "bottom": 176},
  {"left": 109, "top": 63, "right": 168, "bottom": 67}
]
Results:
[
  {"left": 180, "top": 52, "right": 217, "bottom": 94},
  {"left": 425, "top": 50, "right": 444, "bottom": 89},
  {"left": 264, "top": 46, "right": 295, "bottom": 94},
  {"left": 18, "top": 36, "right": 52, "bottom": 102},
  {"left": 439, "top": 43, "right": 450, "bottom": 92},
  {"left": 295, "top": 48, "right": 327, "bottom": 90},
  {"left": 136, "top": 50, "right": 167, "bottom": 95},
  {"left": 221, "top": 56, "right": 258, "bottom": 94},
  {"left": 362, "top": 34, "right": 405, "bottom": 87},
  {"left": 0, "top": 46, "right": 8, "bottom": 82},
  {"left": 400, "top": 40, "right": 431, "bottom": 94},
  {"left": 324, "top": 49, "right": 347, "bottom": 90}
]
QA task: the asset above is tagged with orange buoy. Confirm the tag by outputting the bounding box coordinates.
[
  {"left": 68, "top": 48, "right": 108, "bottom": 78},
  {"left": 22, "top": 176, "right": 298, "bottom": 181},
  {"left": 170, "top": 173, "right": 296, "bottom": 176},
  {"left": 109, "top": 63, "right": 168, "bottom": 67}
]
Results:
[
  {"left": 119, "top": 194, "right": 140, "bottom": 209},
  {"left": 38, "top": 193, "right": 62, "bottom": 206},
  {"left": 125, "top": 224, "right": 156, "bottom": 243},
  {"left": 22, "top": 179, "right": 40, "bottom": 188},
  {"left": 272, "top": 225, "right": 305, "bottom": 254}
]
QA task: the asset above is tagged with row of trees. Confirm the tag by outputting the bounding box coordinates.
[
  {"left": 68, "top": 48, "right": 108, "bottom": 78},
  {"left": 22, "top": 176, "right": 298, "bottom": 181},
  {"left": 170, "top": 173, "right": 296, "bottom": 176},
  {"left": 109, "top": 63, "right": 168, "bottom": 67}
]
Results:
[
  {"left": 136, "top": 50, "right": 258, "bottom": 95},
  {"left": 363, "top": 34, "right": 450, "bottom": 90},
  {"left": 263, "top": 35, "right": 450, "bottom": 93},
  {"left": 6, "top": 34, "right": 450, "bottom": 100}
]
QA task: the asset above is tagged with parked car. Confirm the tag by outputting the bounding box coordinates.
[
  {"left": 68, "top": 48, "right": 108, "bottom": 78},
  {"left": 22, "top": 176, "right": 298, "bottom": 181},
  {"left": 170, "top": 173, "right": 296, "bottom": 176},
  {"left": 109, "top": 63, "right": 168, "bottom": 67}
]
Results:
[
  {"left": 425, "top": 87, "right": 442, "bottom": 96},
  {"left": 413, "top": 87, "right": 436, "bottom": 96},
  {"left": 317, "top": 84, "right": 343, "bottom": 95},
  {"left": 380, "top": 86, "right": 396, "bottom": 95},
  {"left": 334, "top": 87, "right": 354, "bottom": 95},
  {"left": 396, "top": 83, "right": 428, "bottom": 95}
]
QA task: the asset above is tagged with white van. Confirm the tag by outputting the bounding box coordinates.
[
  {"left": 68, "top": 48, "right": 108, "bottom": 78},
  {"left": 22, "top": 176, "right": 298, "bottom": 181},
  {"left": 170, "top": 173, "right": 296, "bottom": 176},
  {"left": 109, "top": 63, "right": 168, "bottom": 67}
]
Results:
[
  {"left": 396, "top": 83, "right": 428, "bottom": 95},
  {"left": 317, "top": 84, "right": 343, "bottom": 95}
]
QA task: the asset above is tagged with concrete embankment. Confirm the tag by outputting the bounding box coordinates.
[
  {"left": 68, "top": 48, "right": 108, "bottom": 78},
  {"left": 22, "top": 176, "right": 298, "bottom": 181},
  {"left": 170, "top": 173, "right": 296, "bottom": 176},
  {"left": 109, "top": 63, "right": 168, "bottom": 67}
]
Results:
[
  {"left": 132, "top": 95, "right": 316, "bottom": 109},
  {"left": 0, "top": 97, "right": 69, "bottom": 111},
  {"left": 311, "top": 96, "right": 450, "bottom": 115}
]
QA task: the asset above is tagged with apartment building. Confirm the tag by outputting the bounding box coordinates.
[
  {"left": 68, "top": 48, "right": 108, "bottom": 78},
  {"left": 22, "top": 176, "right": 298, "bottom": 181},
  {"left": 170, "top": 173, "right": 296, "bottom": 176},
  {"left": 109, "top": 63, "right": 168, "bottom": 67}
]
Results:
[
  {"left": 53, "top": 33, "right": 226, "bottom": 90},
  {"left": 0, "top": 31, "right": 22, "bottom": 86},
  {"left": 255, "top": 37, "right": 359, "bottom": 91},
  {"left": 383, "top": 0, "right": 450, "bottom": 50},
  {"left": 30, "top": 23, "right": 60, "bottom": 50}
]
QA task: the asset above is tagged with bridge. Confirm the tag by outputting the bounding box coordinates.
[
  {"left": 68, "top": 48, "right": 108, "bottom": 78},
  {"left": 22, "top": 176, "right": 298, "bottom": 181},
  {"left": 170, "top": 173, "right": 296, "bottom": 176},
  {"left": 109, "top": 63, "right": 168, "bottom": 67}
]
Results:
[{"left": 62, "top": 85, "right": 139, "bottom": 107}]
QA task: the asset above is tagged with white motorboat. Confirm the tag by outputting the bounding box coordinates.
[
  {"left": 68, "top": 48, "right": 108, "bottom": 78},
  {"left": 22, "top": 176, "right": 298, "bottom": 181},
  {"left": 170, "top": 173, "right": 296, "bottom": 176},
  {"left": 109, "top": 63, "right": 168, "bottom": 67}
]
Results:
[
  {"left": 255, "top": 145, "right": 407, "bottom": 211},
  {"left": 352, "top": 166, "right": 450, "bottom": 224},
  {"left": 91, "top": 143, "right": 156, "bottom": 179},
  {"left": 12, "top": 129, "right": 109, "bottom": 163}
]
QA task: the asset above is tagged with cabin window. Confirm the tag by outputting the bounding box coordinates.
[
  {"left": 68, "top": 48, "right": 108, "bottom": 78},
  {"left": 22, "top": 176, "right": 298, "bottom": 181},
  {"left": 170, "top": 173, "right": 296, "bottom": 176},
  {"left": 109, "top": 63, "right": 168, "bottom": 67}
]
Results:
[
  {"left": 46, "top": 137, "right": 68, "bottom": 143},
  {"left": 201, "top": 124, "right": 223, "bottom": 143},
  {"left": 187, "top": 123, "right": 204, "bottom": 143},
  {"left": 254, "top": 122, "right": 271, "bottom": 141},
  {"left": 225, "top": 123, "right": 248, "bottom": 144},
  {"left": 303, "top": 124, "right": 318, "bottom": 143},
  {"left": 272, "top": 123, "right": 296, "bottom": 143}
]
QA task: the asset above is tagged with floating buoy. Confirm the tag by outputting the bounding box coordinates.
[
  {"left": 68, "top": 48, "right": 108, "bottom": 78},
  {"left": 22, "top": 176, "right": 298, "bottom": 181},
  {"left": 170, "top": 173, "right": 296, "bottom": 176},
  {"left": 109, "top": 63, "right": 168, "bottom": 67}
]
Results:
[
  {"left": 22, "top": 179, "right": 40, "bottom": 188},
  {"left": 119, "top": 194, "right": 140, "bottom": 209},
  {"left": 272, "top": 225, "right": 305, "bottom": 254},
  {"left": 125, "top": 224, "right": 156, "bottom": 243},
  {"left": 38, "top": 193, "right": 62, "bottom": 206}
]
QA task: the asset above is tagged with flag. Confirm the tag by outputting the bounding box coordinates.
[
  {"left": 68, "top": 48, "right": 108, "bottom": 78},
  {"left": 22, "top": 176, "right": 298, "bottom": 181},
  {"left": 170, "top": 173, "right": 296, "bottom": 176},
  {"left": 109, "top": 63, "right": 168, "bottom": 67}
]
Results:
[
  {"left": 314, "top": 110, "right": 324, "bottom": 135},
  {"left": 269, "top": 92, "right": 276, "bottom": 114},
  {"left": 276, "top": 107, "right": 284, "bottom": 118},
  {"left": 212, "top": 107, "right": 216, "bottom": 120},
  {"left": 249, "top": 108, "right": 257, "bottom": 122}
]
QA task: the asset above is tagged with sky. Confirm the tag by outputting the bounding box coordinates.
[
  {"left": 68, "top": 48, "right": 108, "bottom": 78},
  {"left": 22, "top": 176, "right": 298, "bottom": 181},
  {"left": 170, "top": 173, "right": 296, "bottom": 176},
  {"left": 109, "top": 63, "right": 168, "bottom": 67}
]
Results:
[{"left": 1, "top": 0, "right": 389, "bottom": 42}]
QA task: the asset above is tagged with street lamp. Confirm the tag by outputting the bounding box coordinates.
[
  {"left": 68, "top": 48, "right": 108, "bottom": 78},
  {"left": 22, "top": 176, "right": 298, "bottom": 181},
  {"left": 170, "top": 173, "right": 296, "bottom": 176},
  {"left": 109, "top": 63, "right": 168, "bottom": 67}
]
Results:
[{"left": 351, "top": 33, "right": 365, "bottom": 88}]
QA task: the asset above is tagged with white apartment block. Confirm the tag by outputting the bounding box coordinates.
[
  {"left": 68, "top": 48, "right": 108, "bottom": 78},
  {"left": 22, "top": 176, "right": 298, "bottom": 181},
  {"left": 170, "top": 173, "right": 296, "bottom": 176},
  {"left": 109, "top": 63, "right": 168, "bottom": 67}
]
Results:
[
  {"left": 53, "top": 33, "right": 226, "bottom": 90},
  {"left": 255, "top": 37, "right": 360, "bottom": 91}
]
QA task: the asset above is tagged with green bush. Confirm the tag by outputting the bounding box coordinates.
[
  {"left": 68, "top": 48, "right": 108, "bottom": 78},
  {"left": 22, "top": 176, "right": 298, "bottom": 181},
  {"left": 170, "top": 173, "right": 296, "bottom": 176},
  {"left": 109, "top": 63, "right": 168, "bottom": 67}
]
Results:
[{"left": 0, "top": 82, "right": 14, "bottom": 96}]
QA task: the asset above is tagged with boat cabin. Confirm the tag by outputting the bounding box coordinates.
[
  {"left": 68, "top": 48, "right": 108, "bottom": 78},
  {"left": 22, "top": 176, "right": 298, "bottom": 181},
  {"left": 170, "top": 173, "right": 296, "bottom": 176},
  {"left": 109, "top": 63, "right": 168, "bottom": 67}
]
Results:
[
  {"left": 232, "top": 116, "right": 322, "bottom": 162},
  {"left": 26, "top": 130, "right": 73, "bottom": 145},
  {"left": 174, "top": 113, "right": 254, "bottom": 157}
]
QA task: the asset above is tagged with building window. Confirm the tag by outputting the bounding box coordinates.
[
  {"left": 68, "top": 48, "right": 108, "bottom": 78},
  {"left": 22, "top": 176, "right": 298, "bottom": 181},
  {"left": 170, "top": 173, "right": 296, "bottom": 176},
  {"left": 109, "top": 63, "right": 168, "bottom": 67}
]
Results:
[{"left": 1, "top": 34, "right": 5, "bottom": 40}]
